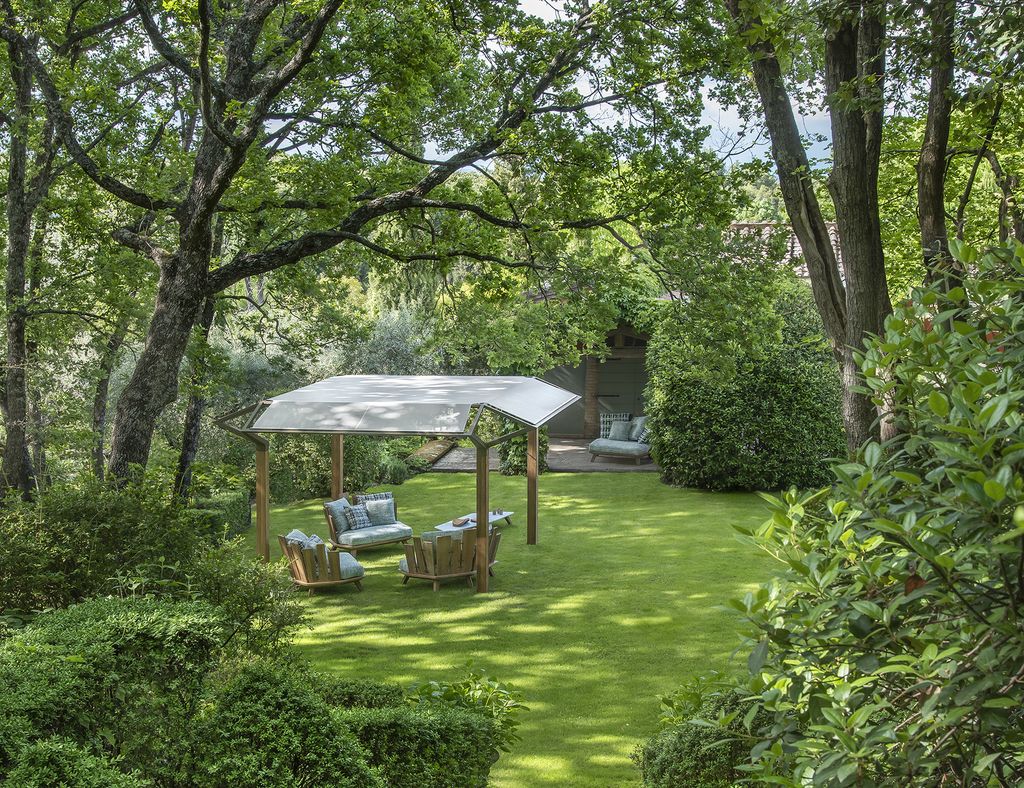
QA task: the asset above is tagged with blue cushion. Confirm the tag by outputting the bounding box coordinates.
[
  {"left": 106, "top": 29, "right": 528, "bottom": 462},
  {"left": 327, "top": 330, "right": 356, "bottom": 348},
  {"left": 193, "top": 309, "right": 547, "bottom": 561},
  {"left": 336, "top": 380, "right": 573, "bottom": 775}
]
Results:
[
  {"left": 336, "top": 551, "right": 365, "bottom": 580},
  {"left": 325, "top": 497, "right": 353, "bottom": 533},
  {"left": 588, "top": 438, "right": 650, "bottom": 458},
  {"left": 364, "top": 498, "right": 397, "bottom": 526},
  {"left": 343, "top": 503, "right": 373, "bottom": 531},
  {"left": 599, "top": 412, "right": 631, "bottom": 438},
  {"left": 335, "top": 522, "right": 413, "bottom": 547},
  {"left": 608, "top": 420, "right": 632, "bottom": 441},
  {"left": 356, "top": 492, "right": 394, "bottom": 503},
  {"left": 628, "top": 416, "right": 649, "bottom": 442}
]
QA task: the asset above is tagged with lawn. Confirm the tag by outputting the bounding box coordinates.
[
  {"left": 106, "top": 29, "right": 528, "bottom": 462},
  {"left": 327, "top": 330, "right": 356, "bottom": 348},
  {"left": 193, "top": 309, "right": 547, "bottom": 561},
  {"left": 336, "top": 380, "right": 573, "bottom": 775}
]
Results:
[{"left": 252, "top": 472, "right": 775, "bottom": 787}]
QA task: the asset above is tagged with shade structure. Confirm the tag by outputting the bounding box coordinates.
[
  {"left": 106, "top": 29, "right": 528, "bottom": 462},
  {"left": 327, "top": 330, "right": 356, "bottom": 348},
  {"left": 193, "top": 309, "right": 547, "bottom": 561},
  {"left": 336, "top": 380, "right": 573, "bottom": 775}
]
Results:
[
  {"left": 244, "top": 375, "right": 579, "bottom": 434},
  {"left": 218, "top": 375, "right": 579, "bottom": 593}
]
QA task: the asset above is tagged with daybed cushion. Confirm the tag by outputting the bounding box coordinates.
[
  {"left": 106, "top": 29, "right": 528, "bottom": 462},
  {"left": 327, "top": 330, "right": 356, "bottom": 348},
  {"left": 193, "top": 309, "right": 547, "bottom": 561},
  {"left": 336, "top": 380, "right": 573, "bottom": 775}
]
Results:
[
  {"left": 588, "top": 438, "right": 651, "bottom": 458},
  {"left": 599, "top": 412, "right": 631, "bottom": 438},
  {"left": 334, "top": 522, "right": 413, "bottom": 547},
  {"left": 628, "top": 416, "right": 649, "bottom": 442},
  {"left": 607, "top": 420, "right": 632, "bottom": 441},
  {"left": 324, "top": 497, "right": 353, "bottom": 532}
]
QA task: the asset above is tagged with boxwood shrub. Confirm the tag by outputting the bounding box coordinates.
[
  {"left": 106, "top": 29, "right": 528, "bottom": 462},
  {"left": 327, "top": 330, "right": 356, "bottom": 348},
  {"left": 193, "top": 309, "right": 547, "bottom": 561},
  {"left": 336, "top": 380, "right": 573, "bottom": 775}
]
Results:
[
  {"left": 318, "top": 677, "right": 407, "bottom": 709},
  {"left": 6, "top": 739, "right": 148, "bottom": 788},
  {"left": 335, "top": 705, "right": 500, "bottom": 788},
  {"left": 646, "top": 280, "right": 845, "bottom": 490}
]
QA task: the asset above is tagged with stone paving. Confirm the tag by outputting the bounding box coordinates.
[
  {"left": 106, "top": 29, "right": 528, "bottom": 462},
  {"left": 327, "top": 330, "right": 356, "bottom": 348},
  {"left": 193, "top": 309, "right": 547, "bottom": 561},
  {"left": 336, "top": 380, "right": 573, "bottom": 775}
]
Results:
[{"left": 430, "top": 438, "right": 659, "bottom": 473}]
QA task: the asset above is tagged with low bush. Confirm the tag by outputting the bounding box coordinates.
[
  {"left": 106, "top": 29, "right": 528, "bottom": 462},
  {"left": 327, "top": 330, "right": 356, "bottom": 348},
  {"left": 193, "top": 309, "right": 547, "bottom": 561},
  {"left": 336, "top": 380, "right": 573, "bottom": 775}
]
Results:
[
  {"left": 7, "top": 739, "right": 148, "bottom": 788},
  {"left": 191, "top": 661, "right": 378, "bottom": 787},
  {"left": 634, "top": 686, "right": 762, "bottom": 787},
  {"left": 646, "top": 280, "right": 845, "bottom": 490},
  {"left": 408, "top": 667, "right": 528, "bottom": 751},
  {"left": 192, "top": 488, "right": 251, "bottom": 538},
  {"left": 497, "top": 426, "right": 549, "bottom": 476},
  {"left": 336, "top": 704, "right": 500, "bottom": 788},
  {"left": 0, "top": 476, "right": 205, "bottom": 612},
  {"left": 319, "top": 677, "right": 407, "bottom": 709}
]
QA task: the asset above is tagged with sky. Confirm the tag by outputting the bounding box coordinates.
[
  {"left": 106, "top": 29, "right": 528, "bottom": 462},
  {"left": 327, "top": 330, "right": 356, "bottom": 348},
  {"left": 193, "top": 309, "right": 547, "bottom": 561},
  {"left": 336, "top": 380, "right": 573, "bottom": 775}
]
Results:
[{"left": 519, "top": 0, "right": 834, "bottom": 164}]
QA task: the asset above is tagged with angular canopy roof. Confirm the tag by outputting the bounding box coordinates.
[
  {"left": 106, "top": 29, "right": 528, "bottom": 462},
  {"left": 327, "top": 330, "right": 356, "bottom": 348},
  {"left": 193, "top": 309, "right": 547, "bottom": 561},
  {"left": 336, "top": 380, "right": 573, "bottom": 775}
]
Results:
[{"left": 243, "top": 375, "right": 579, "bottom": 435}]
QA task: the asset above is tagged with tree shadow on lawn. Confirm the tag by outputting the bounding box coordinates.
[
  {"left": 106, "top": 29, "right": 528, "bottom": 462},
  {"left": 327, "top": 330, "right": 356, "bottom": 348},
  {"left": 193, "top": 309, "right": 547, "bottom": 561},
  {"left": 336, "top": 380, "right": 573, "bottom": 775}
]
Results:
[{"left": 255, "top": 474, "right": 773, "bottom": 786}]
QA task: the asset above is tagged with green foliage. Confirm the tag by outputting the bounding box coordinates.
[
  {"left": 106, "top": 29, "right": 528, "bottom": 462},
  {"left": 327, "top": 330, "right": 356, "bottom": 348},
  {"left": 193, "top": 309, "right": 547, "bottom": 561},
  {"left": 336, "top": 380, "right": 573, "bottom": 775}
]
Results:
[
  {"left": 317, "top": 677, "right": 407, "bottom": 710},
  {"left": 6, "top": 739, "right": 149, "bottom": 788},
  {"left": 0, "top": 597, "right": 225, "bottom": 782},
  {"left": 407, "top": 667, "right": 529, "bottom": 751},
  {"left": 647, "top": 280, "right": 845, "bottom": 491},
  {"left": 0, "top": 477, "right": 205, "bottom": 612},
  {"left": 191, "top": 489, "right": 252, "bottom": 539},
  {"left": 733, "top": 242, "right": 1024, "bottom": 783},
  {"left": 497, "top": 427, "right": 549, "bottom": 476},
  {"left": 634, "top": 688, "right": 763, "bottom": 787},
  {"left": 191, "top": 661, "right": 378, "bottom": 787},
  {"left": 335, "top": 704, "right": 500, "bottom": 788}
]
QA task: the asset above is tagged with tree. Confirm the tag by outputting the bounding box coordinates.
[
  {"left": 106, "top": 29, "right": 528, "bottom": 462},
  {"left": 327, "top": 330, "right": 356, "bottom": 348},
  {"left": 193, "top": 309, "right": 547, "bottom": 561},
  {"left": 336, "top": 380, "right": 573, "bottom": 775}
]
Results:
[{"left": 2, "top": 0, "right": 725, "bottom": 478}]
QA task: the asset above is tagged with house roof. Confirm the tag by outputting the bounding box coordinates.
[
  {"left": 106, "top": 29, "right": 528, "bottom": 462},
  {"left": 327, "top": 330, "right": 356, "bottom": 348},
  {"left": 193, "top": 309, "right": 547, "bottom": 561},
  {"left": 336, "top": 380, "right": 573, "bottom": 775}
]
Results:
[{"left": 243, "top": 375, "right": 580, "bottom": 434}]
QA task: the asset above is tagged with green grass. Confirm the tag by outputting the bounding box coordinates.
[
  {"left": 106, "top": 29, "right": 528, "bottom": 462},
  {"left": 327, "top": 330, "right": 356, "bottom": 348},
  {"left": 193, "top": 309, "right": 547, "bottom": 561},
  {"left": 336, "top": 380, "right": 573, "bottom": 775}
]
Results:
[{"left": 251, "top": 472, "right": 774, "bottom": 787}]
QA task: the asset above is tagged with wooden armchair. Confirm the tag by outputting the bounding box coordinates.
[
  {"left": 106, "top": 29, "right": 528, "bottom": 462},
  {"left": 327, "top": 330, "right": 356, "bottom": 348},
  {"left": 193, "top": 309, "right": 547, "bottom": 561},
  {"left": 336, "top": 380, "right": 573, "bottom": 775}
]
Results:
[
  {"left": 278, "top": 536, "right": 364, "bottom": 593},
  {"left": 399, "top": 531, "right": 501, "bottom": 591}
]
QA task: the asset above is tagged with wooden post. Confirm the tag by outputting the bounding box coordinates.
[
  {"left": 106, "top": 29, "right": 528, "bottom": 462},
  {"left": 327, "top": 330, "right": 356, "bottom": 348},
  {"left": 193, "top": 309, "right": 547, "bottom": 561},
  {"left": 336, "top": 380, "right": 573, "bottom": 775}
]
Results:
[
  {"left": 527, "top": 427, "right": 539, "bottom": 545},
  {"left": 255, "top": 443, "right": 270, "bottom": 562},
  {"left": 475, "top": 443, "right": 490, "bottom": 592},
  {"left": 583, "top": 355, "right": 600, "bottom": 438},
  {"left": 331, "top": 434, "right": 344, "bottom": 499}
]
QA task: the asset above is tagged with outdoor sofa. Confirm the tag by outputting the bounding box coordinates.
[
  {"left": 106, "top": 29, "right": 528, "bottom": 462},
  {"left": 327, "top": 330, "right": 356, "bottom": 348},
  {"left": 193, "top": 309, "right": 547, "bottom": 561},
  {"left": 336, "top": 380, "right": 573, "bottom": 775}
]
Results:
[
  {"left": 588, "top": 415, "right": 651, "bottom": 464},
  {"left": 323, "top": 491, "right": 413, "bottom": 557}
]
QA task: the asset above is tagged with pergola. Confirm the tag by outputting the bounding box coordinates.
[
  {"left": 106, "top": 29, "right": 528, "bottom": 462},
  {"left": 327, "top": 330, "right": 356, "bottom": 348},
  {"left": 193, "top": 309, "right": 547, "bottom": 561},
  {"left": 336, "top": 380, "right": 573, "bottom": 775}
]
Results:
[{"left": 217, "top": 375, "right": 579, "bottom": 592}]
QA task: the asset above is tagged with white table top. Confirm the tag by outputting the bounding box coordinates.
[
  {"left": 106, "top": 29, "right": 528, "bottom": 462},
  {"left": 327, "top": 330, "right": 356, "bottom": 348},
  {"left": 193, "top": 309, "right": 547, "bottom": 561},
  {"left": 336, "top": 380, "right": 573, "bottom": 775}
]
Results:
[{"left": 435, "top": 510, "right": 513, "bottom": 532}]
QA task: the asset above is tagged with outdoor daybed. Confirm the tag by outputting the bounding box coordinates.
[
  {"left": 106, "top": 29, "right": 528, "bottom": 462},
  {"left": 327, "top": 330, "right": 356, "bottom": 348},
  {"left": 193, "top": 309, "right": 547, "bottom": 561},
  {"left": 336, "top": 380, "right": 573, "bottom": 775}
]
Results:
[
  {"left": 588, "top": 415, "right": 651, "bottom": 464},
  {"left": 324, "top": 491, "right": 413, "bottom": 557}
]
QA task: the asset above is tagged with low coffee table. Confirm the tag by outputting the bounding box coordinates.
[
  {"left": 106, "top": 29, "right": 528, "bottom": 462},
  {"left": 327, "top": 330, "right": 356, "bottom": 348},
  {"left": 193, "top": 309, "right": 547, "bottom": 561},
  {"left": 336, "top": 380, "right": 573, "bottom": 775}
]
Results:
[{"left": 435, "top": 510, "right": 513, "bottom": 533}]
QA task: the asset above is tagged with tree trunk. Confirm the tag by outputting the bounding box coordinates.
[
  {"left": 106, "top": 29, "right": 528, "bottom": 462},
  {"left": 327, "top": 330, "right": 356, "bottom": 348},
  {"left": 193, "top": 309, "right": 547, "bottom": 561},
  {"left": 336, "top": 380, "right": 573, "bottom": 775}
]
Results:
[
  {"left": 91, "top": 320, "right": 129, "bottom": 480},
  {"left": 2, "top": 39, "right": 37, "bottom": 498},
  {"left": 917, "top": 0, "right": 955, "bottom": 280},
  {"left": 173, "top": 296, "right": 216, "bottom": 501},
  {"left": 824, "top": 0, "right": 892, "bottom": 449},
  {"left": 106, "top": 258, "right": 207, "bottom": 479}
]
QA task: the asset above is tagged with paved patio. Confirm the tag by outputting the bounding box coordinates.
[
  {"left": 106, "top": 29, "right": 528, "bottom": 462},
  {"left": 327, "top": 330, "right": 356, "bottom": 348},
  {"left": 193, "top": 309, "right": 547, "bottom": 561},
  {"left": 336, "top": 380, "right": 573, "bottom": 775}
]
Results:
[{"left": 430, "top": 438, "right": 659, "bottom": 473}]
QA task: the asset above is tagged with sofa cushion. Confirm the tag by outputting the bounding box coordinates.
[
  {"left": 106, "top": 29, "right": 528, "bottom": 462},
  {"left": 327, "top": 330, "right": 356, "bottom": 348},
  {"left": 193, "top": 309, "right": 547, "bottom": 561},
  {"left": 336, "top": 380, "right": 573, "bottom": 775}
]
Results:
[
  {"left": 343, "top": 503, "right": 373, "bottom": 531},
  {"left": 356, "top": 492, "right": 394, "bottom": 503},
  {"left": 336, "top": 551, "right": 365, "bottom": 579},
  {"left": 628, "top": 416, "right": 649, "bottom": 442},
  {"left": 588, "top": 438, "right": 650, "bottom": 458},
  {"left": 334, "top": 522, "right": 413, "bottom": 547},
  {"left": 364, "top": 497, "right": 397, "bottom": 526},
  {"left": 284, "top": 529, "right": 326, "bottom": 550},
  {"left": 608, "top": 420, "right": 632, "bottom": 441},
  {"left": 599, "top": 412, "right": 631, "bottom": 438},
  {"left": 324, "top": 497, "right": 353, "bottom": 533}
]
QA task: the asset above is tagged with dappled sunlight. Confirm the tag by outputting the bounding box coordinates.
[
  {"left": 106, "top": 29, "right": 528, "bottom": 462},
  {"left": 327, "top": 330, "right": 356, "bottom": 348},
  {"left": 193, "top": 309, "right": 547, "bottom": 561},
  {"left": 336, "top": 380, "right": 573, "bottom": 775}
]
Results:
[{"left": 251, "top": 472, "right": 773, "bottom": 786}]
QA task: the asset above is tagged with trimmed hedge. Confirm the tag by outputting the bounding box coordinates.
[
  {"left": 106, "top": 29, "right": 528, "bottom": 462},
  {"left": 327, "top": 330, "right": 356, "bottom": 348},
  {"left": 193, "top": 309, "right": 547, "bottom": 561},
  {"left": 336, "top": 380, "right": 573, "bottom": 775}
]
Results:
[
  {"left": 646, "top": 281, "right": 845, "bottom": 490},
  {"left": 7, "top": 739, "right": 149, "bottom": 788},
  {"left": 497, "top": 426, "right": 549, "bottom": 476},
  {"left": 335, "top": 705, "right": 500, "bottom": 788},
  {"left": 191, "top": 662, "right": 378, "bottom": 787},
  {"left": 318, "top": 677, "right": 407, "bottom": 709}
]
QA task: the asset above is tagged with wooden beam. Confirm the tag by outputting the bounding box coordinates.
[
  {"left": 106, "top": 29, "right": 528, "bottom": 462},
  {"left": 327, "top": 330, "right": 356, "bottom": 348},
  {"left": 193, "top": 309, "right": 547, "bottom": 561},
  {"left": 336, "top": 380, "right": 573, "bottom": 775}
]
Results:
[
  {"left": 255, "top": 443, "right": 270, "bottom": 562},
  {"left": 476, "top": 443, "right": 490, "bottom": 592},
  {"left": 331, "top": 434, "right": 344, "bottom": 499},
  {"left": 527, "top": 427, "right": 539, "bottom": 545}
]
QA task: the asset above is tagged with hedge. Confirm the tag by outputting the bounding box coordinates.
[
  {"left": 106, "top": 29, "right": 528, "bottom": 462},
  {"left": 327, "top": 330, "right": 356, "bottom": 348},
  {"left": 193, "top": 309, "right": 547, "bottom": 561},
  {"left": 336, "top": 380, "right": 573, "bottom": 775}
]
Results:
[
  {"left": 318, "top": 677, "right": 407, "bottom": 709},
  {"left": 335, "top": 705, "right": 501, "bottom": 788},
  {"left": 6, "top": 739, "right": 149, "bottom": 788}
]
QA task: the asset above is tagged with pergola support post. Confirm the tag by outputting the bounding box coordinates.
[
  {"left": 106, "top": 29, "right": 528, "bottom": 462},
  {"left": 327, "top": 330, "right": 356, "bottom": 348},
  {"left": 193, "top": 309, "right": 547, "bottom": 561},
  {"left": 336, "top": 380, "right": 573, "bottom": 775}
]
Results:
[
  {"left": 527, "top": 427, "right": 539, "bottom": 545},
  {"left": 255, "top": 442, "right": 270, "bottom": 562},
  {"left": 475, "top": 442, "right": 490, "bottom": 593},
  {"left": 331, "top": 434, "right": 344, "bottom": 499}
]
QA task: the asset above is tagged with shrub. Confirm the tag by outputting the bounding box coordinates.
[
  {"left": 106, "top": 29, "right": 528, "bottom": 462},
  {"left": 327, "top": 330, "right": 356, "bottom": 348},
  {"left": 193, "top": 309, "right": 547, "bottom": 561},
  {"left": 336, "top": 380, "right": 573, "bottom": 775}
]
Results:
[
  {"left": 408, "top": 667, "right": 528, "bottom": 751},
  {"left": 318, "top": 677, "right": 407, "bottom": 709},
  {"left": 634, "top": 690, "right": 762, "bottom": 787},
  {"left": 336, "top": 704, "right": 500, "bottom": 788},
  {"left": 734, "top": 242, "right": 1024, "bottom": 783},
  {"left": 192, "top": 488, "right": 252, "bottom": 538},
  {"left": 7, "top": 739, "right": 148, "bottom": 788},
  {"left": 191, "top": 661, "right": 378, "bottom": 787},
  {"left": 0, "top": 597, "right": 225, "bottom": 782},
  {"left": 497, "top": 426, "right": 549, "bottom": 476},
  {"left": 646, "top": 280, "right": 845, "bottom": 490},
  {"left": 0, "top": 477, "right": 205, "bottom": 611}
]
